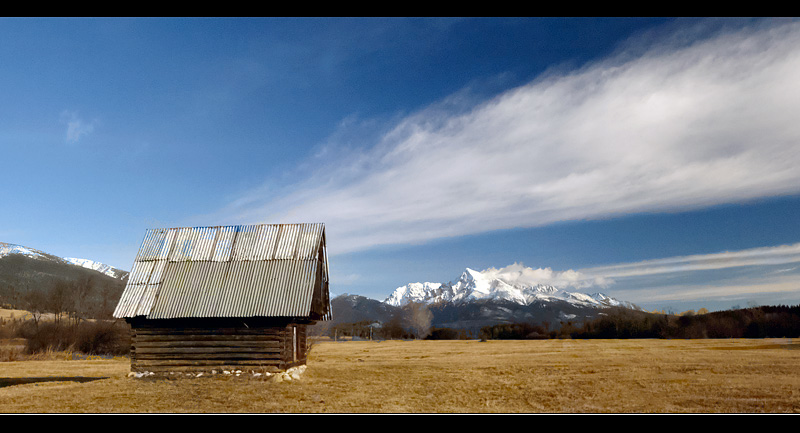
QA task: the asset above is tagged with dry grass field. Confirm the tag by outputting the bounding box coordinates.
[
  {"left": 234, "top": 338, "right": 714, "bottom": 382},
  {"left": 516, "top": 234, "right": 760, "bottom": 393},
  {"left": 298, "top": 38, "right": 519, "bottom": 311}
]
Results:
[{"left": 2, "top": 338, "right": 799, "bottom": 413}]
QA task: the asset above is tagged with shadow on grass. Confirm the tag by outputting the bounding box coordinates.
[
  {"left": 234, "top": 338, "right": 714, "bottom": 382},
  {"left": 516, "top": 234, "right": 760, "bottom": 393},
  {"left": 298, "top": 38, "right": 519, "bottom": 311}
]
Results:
[{"left": 0, "top": 376, "right": 108, "bottom": 388}]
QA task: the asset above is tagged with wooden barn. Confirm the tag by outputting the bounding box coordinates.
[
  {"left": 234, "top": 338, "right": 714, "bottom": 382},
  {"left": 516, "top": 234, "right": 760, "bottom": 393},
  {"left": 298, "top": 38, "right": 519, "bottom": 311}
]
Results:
[{"left": 112, "top": 223, "right": 331, "bottom": 373}]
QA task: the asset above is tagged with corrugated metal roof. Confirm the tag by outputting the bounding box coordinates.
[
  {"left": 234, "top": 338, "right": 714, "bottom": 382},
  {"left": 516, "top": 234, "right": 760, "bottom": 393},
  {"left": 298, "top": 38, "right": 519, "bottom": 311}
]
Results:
[{"left": 113, "top": 223, "right": 330, "bottom": 320}]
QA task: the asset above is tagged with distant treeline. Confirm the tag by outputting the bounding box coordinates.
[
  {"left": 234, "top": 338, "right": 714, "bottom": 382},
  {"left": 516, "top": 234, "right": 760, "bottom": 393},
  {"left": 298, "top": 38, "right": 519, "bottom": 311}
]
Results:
[
  {"left": 477, "top": 305, "right": 800, "bottom": 340},
  {"left": 319, "top": 319, "right": 477, "bottom": 340},
  {"left": 324, "top": 320, "right": 407, "bottom": 340},
  {"left": 318, "top": 306, "right": 800, "bottom": 341},
  {"left": 314, "top": 300, "right": 441, "bottom": 340},
  {"left": 323, "top": 319, "right": 425, "bottom": 340}
]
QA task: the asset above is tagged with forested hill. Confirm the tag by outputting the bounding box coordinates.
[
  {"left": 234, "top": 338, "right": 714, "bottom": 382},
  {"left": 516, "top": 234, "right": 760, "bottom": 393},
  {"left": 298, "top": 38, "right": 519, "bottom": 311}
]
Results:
[{"left": 0, "top": 253, "right": 126, "bottom": 320}]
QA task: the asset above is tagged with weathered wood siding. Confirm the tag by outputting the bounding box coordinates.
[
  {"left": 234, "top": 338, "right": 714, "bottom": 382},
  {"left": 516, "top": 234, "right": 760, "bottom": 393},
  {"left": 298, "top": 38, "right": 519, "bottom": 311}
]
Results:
[{"left": 127, "top": 318, "right": 309, "bottom": 373}]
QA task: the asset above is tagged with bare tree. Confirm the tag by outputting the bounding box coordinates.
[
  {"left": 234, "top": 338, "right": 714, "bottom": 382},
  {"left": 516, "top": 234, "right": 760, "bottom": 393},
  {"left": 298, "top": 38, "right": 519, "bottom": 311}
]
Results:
[
  {"left": 72, "top": 276, "right": 95, "bottom": 324},
  {"left": 21, "top": 287, "right": 47, "bottom": 329},
  {"left": 47, "top": 280, "right": 74, "bottom": 325},
  {"left": 404, "top": 302, "right": 433, "bottom": 339},
  {"left": 379, "top": 314, "right": 406, "bottom": 340}
]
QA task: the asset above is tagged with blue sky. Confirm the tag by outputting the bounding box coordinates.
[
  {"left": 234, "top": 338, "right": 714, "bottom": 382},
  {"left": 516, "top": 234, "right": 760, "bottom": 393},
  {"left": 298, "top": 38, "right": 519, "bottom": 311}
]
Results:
[{"left": 2, "top": 17, "right": 800, "bottom": 312}]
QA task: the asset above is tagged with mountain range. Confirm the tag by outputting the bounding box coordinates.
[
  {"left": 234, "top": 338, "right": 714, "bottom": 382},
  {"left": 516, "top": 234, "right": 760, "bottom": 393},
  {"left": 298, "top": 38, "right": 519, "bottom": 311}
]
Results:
[
  {"left": 326, "top": 268, "right": 644, "bottom": 335},
  {"left": 0, "top": 242, "right": 128, "bottom": 317},
  {"left": 0, "top": 242, "right": 128, "bottom": 280},
  {"left": 384, "top": 267, "right": 640, "bottom": 310},
  {"left": 1, "top": 241, "right": 643, "bottom": 333}
]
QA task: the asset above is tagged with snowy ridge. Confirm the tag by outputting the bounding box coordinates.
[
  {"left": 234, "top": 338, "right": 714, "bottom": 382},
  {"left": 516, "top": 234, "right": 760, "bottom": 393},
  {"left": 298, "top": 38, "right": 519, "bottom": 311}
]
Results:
[
  {"left": 0, "top": 242, "right": 57, "bottom": 261},
  {"left": 385, "top": 267, "right": 642, "bottom": 310},
  {"left": 384, "top": 282, "right": 447, "bottom": 307},
  {"left": 0, "top": 242, "right": 126, "bottom": 280},
  {"left": 63, "top": 257, "right": 127, "bottom": 279}
]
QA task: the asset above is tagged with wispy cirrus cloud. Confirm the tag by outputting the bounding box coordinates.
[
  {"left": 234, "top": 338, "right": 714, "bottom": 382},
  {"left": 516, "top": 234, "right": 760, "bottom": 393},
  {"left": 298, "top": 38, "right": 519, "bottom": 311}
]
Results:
[
  {"left": 477, "top": 243, "right": 800, "bottom": 290},
  {"left": 479, "top": 243, "right": 800, "bottom": 307},
  {"left": 61, "top": 111, "right": 96, "bottom": 143},
  {"left": 609, "top": 278, "right": 800, "bottom": 307},
  {"left": 578, "top": 243, "right": 800, "bottom": 280},
  {"left": 214, "top": 20, "right": 800, "bottom": 255}
]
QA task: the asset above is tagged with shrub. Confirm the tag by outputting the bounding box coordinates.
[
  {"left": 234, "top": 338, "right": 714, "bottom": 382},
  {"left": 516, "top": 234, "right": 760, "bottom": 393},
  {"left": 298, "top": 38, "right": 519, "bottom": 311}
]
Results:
[
  {"left": 18, "top": 321, "right": 73, "bottom": 353},
  {"left": 16, "top": 320, "right": 130, "bottom": 357},
  {"left": 425, "top": 327, "right": 471, "bottom": 340},
  {"left": 74, "top": 321, "right": 130, "bottom": 356},
  {"left": 480, "top": 322, "right": 552, "bottom": 340}
]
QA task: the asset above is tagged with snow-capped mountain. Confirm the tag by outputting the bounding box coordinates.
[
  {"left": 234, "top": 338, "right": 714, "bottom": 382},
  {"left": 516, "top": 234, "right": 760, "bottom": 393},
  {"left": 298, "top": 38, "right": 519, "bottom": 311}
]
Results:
[
  {"left": 0, "top": 242, "right": 128, "bottom": 280},
  {"left": 62, "top": 257, "right": 128, "bottom": 280},
  {"left": 385, "top": 267, "right": 641, "bottom": 311},
  {"left": 0, "top": 242, "right": 55, "bottom": 261},
  {"left": 384, "top": 281, "right": 447, "bottom": 306}
]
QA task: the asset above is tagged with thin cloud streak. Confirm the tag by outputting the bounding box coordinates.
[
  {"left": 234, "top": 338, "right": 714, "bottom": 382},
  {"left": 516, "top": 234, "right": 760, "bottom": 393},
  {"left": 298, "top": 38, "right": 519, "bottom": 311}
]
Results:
[
  {"left": 576, "top": 243, "right": 800, "bottom": 306},
  {"left": 578, "top": 243, "right": 800, "bottom": 279},
  {"left": 483, "top": 243, "right": 800, "bottom": 305},
  {"left": 217, "top": 20, "right": 800, "bottom": 255},
  {"left": 479, "top": 243, "right": 800, "bottom": 291},
  {"left": 609, "top": 277, "right": 800, "bottom": 304}
]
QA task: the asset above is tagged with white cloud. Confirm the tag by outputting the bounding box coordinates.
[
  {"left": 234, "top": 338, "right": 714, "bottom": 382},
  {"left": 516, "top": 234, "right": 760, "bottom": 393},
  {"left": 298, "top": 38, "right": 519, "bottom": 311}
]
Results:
[
  {"left": 578, "top": 243, "right": 800, "bottom": 280},
  {"left": 216, "top": 20, "right": 800, "bottom": 255},
  {"left": 479, "top": 243, "right": 800, "bottom": 305},
  {"left": 480, "top": 262, "right": 611, "bottom": 290},
  {"left": 576, "top": 243, "right": 800, "bottom": 302},
  {"left": 609, "top": 278, "right": 800, "bottom": 304},
  {"left": 61, "top": 111, "right": 96, "bottom": 143}
]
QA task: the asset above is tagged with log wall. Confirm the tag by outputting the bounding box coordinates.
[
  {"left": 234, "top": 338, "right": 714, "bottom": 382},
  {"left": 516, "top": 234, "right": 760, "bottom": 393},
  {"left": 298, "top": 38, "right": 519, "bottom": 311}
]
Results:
[{"left": 127, "top": 318, "right": 309, "bottom": 373}]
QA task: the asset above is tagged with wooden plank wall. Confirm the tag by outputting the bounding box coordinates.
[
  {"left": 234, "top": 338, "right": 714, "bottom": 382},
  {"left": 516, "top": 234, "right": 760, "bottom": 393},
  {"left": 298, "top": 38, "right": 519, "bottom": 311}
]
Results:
[
  {"left": 130, "top": 325, "right": 307, "bottom": 373},
  {"left": 287, "top": 325, "right": 308, "bottom": 367}
]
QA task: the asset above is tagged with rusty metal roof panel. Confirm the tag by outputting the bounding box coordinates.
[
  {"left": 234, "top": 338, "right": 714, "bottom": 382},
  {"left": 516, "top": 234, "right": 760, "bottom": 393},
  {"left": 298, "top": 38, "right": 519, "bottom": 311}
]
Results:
[{"left": 112, "top": 223, "right": 329, "bottom": 320}]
